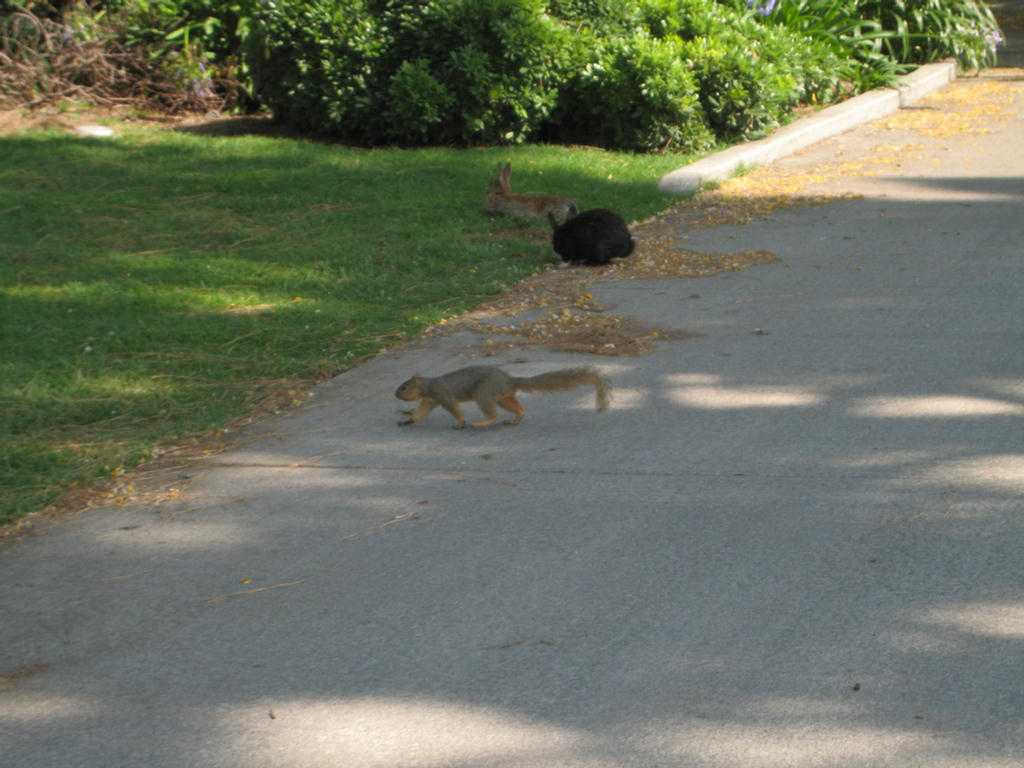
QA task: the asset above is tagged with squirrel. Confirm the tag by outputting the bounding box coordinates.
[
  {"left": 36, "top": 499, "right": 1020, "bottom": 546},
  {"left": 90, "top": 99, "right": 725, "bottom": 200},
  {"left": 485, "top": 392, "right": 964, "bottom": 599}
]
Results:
[{"left": 395, "top": 365, "right": 611, "bottom": 428}]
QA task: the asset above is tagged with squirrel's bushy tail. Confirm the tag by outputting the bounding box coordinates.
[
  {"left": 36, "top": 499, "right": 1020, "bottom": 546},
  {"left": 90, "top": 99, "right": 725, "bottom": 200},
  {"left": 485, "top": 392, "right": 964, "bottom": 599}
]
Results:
[{"left": 513, "top": 367, "right": 611, "bottom": 412}]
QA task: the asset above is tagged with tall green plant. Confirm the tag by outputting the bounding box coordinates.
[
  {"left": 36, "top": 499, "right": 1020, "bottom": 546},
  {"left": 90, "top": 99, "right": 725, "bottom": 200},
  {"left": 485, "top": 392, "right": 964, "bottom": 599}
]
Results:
[
  {"left": 858, "top": 0, "right": 1002, "bottom": 69},
  {"left": 756, "top": 0, "right": 900, "bottom": 88},
  {"left": 727, "top": 0, "right": 1002, "bottom": 77}
]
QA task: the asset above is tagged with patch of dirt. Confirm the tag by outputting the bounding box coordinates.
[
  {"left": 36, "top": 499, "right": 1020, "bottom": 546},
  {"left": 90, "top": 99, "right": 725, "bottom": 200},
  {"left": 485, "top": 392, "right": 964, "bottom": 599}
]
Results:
[
  {"left": 172, "top": 113, "right": 307, "bottom": 139},
  {"left": 0, "top": 102, "right": 202, "bottom": 136},
  {"left": 0, "top": 102, "right": 292, "bottom": 138},
  {"left": 437, "top": 237, "right": 764, "bottom": 360},
  {"left": 463, "top": 300, "right": 702, "bottom": 358},
  {"left": 0, "top": 104, "right": 113, "bottom": 134}
]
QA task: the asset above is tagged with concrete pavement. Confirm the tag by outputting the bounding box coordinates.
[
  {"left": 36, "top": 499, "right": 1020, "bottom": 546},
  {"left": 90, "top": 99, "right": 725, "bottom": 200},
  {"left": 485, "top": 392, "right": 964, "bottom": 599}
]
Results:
[{"left": 3, "top": 32, "right": 1023, "bottom": 768}]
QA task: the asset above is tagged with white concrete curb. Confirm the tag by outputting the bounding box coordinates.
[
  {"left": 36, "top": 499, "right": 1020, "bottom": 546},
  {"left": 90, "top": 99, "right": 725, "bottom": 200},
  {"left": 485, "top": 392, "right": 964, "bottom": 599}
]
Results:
[{"left": 658, "top": 60, "right": 959, "bottom": 195}]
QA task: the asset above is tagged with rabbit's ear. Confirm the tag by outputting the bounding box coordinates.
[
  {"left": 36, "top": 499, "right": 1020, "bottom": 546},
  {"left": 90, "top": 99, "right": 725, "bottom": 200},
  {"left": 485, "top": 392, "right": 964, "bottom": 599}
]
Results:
[{"left": 498, "top": 163, "right": 512, "bottom": 192}]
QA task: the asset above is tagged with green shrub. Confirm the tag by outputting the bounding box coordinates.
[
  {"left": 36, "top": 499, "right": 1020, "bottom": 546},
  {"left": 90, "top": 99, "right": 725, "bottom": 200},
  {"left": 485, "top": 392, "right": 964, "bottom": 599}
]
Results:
[
  {"left": 242, "top": 0, "right": 856, "bottom": 150},
  {"left": 550, "top": 0, "right": 844, "bottom": 146},
  {"left": 245, "top": 0, "right": 384, "bottom": 134},
  {"left": 247, "top": 0, "right": 571, "bottom": 144},
  {"left": 548, "top": 31, "right": 716, "bottom": 152},
  {"left": 659, "top": 0, "right": 842, "bottom": 141},
  {"left": 683, "top": 37, "right": 779, "bottom": 140},
  {"left": 383, "top": 58, "right": 454, "bottom": 144},
  {"left": 546, "top": 0, "right": 645, "bottom": 34},
  {"left": 546, "top": 0, "right": 820, "bottom": 149},
  {"left": 380, "top": 0, "right": 570, "bottom": 145}
]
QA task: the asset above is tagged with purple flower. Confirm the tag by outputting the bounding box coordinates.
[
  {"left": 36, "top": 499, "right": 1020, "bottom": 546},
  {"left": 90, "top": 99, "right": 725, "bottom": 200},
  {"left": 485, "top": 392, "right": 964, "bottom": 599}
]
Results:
[
  {"left": 747, "top": 0, "right": 778, "bottom": 16},
  {"left": 984, "top": 29, "right": 1003, "bottom": 56},
  {"left": 188, "top": 77, "right": 213, "bottom": 99}
]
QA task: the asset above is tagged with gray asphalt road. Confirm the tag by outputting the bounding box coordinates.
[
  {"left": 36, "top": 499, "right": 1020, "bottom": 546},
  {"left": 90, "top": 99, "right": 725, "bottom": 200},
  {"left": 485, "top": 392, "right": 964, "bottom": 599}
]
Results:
[{"left": 3, "top": 59, "right": 1023, "bottom": 768}]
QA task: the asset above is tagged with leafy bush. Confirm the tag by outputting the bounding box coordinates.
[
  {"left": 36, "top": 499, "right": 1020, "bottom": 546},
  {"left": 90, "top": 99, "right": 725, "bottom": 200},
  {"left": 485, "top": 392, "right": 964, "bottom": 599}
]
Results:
[
  {"left": 636, "top": 0, "right": 844, "bottom": 141},
  {"left": 244, "top": 0, "right": 383, "bottom": 134},
  {"left": 547, "top": 0, "right": 838, "bottom": 147},
  {"left": 383, "top": 58, "right": 454, "bottom": 144},
  {"left": 683, "top": 37, "right": 788, "bottom": 140},
  {"left": 547, "top": 30, "right": 716, "bottom": 152},
  {"left": 379, "top": 0, "right": 570, "bottom": 145},
  {"left": 247, "top": 0, "right": 572, "bottom": 145},
  {"left": 547, "top": 0, "right": 645, "bottom": 35},
  {"left": 246, "top": 0, "right": 850, "bottom": 151}
]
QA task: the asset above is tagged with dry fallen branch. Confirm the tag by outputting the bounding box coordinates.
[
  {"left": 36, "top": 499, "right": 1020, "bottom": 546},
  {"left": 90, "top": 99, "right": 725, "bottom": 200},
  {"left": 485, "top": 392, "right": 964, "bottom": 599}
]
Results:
[{"left": 0, "top": 9, "right": 237, "bottom": 113}]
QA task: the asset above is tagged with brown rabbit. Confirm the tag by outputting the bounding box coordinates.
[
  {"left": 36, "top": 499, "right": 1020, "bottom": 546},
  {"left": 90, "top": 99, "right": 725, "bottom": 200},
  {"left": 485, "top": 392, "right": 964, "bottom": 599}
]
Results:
[{"left": 484, "top": 162, "right": 579, "bottom": 220}]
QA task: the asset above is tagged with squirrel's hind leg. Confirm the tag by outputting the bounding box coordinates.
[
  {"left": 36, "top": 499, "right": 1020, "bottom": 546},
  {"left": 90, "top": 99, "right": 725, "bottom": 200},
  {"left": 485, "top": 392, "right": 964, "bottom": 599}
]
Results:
[
  {"left": 469, "top": 397, "right": 502, "bottom": 428},
  {"left": 469, "top": 411, "right": 499, "bottom": 427},
  {"left": 498, "top": 395, "right": 524, "bottom": 425}
]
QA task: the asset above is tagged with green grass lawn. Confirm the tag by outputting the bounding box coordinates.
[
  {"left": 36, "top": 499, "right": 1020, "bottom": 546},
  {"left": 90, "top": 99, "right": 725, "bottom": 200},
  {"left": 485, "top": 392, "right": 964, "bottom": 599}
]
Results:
[{"left": 1, "top": 120, "right": 693, "bottom": 524}]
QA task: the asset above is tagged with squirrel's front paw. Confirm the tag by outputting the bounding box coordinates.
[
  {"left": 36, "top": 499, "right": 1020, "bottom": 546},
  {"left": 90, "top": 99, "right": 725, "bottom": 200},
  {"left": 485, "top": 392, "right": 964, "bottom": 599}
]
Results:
[{"left": 398, "top": 418, "right": 415, "bottom": 426}]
